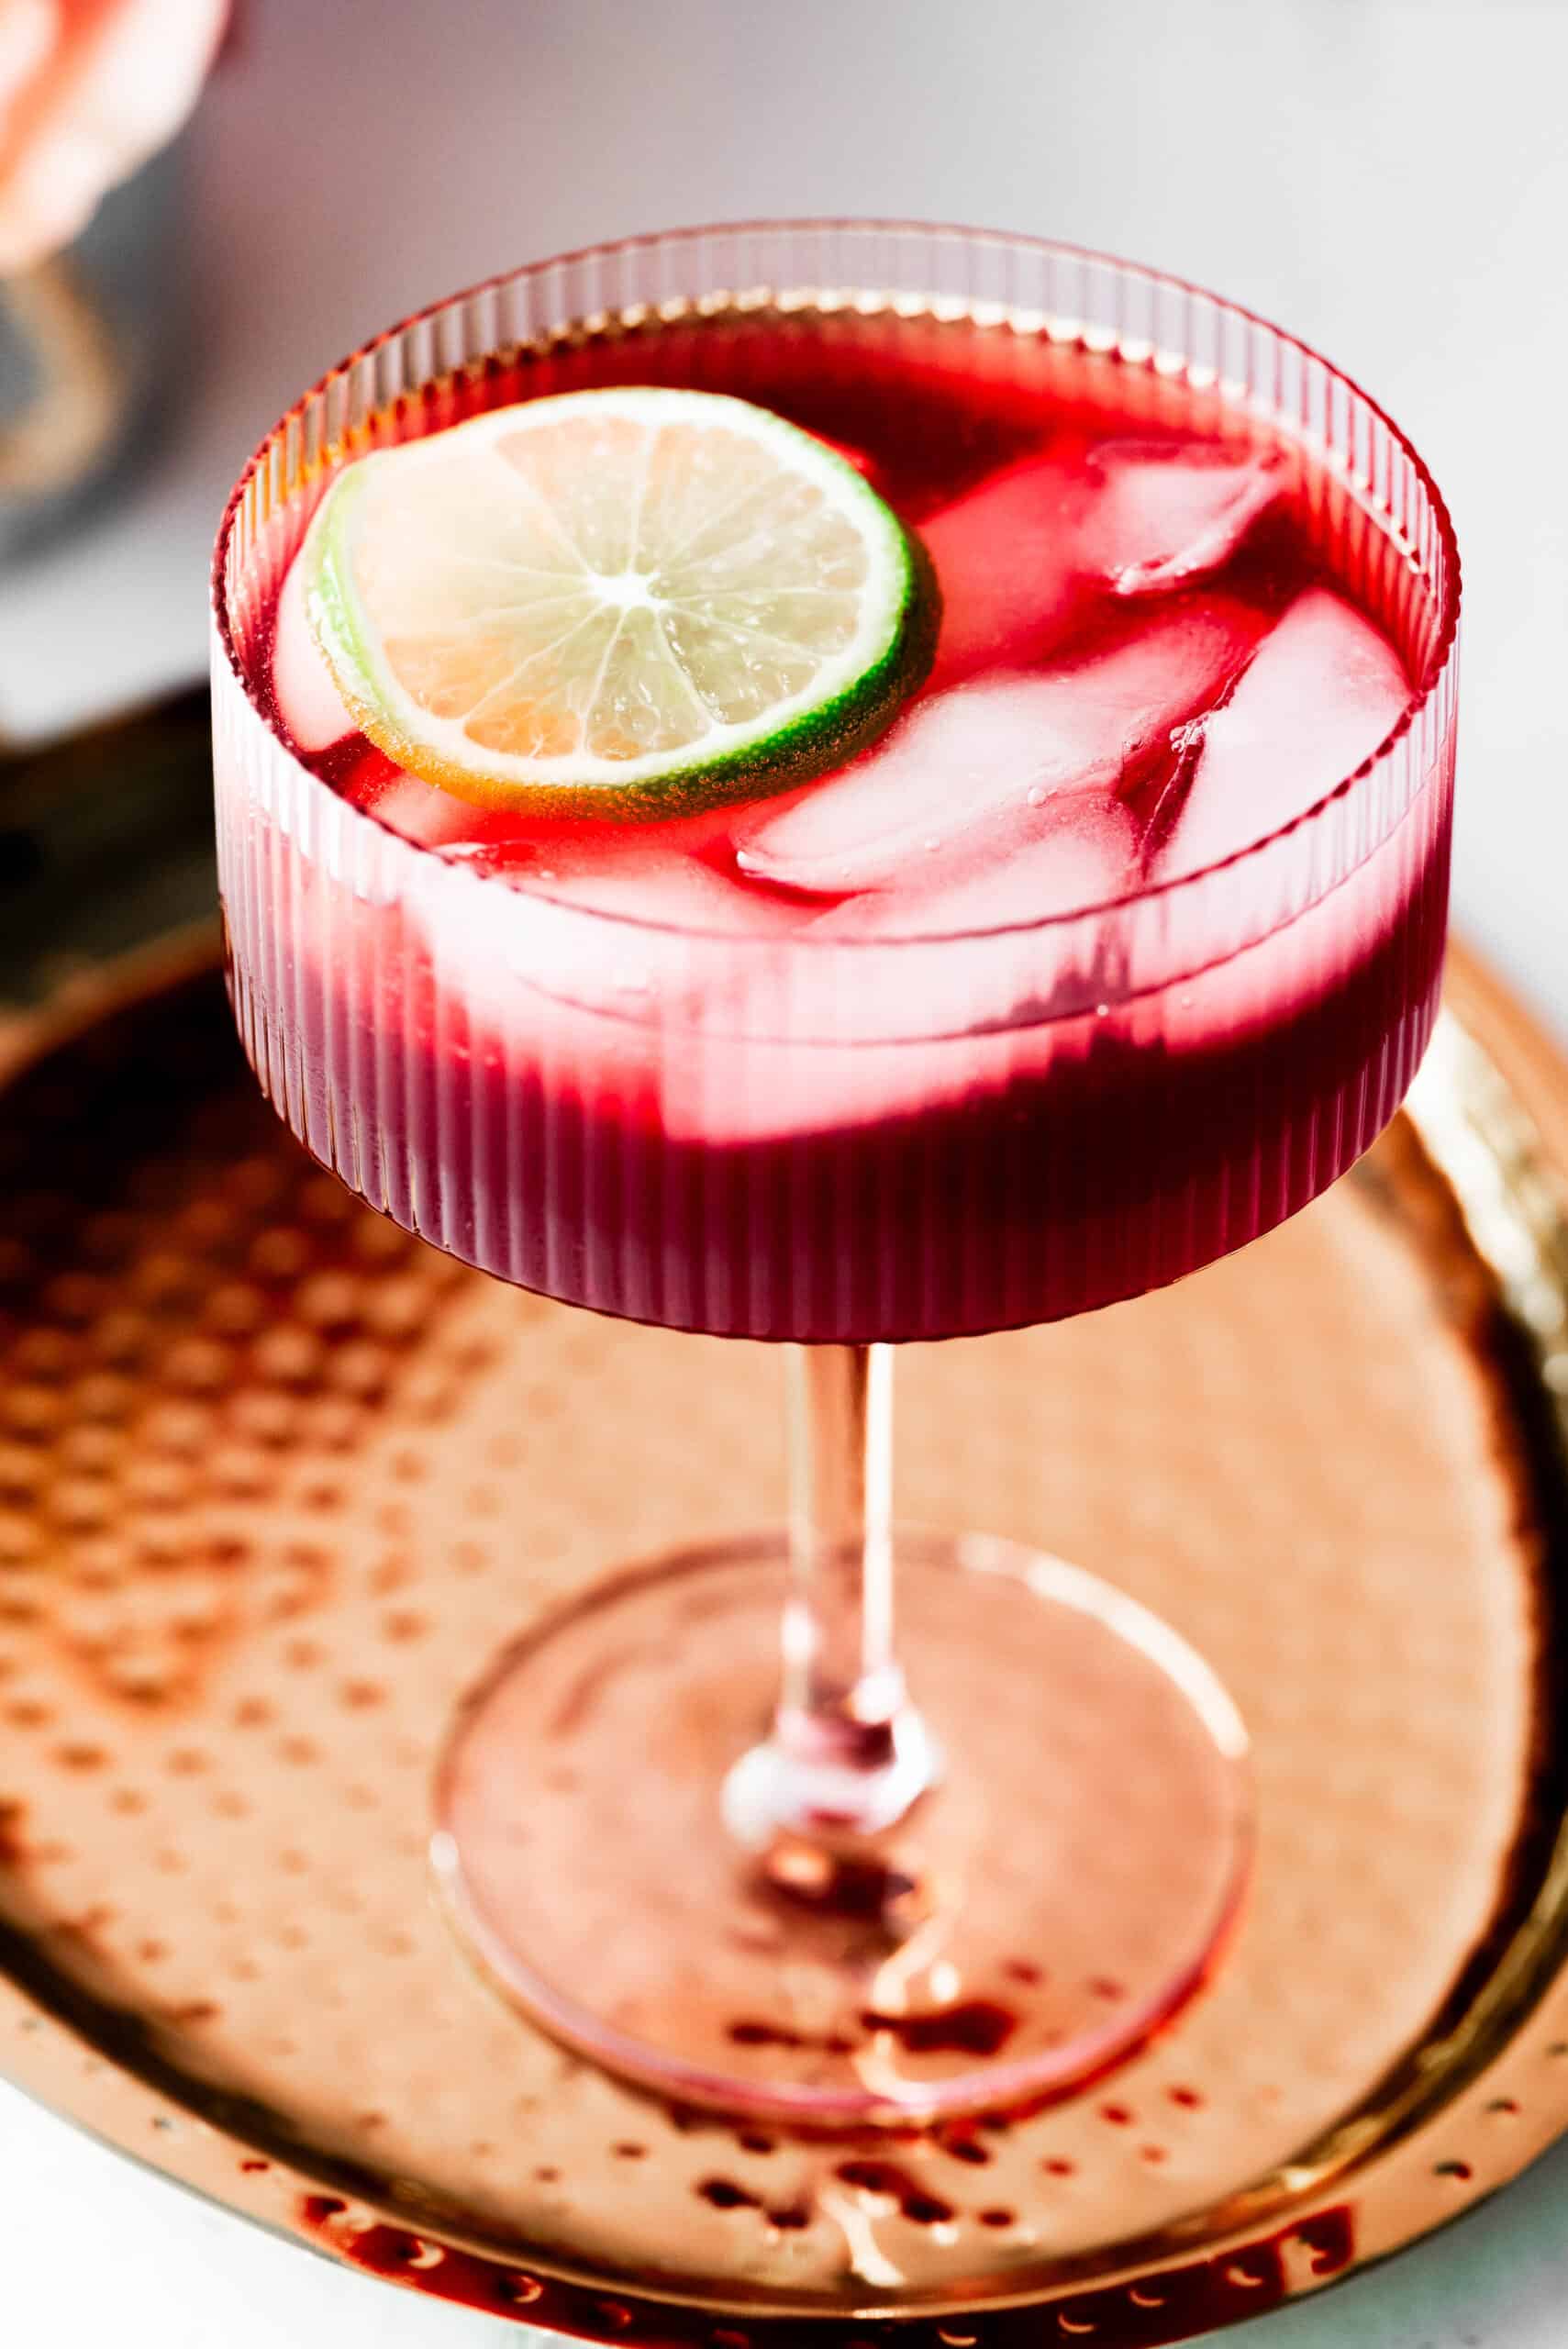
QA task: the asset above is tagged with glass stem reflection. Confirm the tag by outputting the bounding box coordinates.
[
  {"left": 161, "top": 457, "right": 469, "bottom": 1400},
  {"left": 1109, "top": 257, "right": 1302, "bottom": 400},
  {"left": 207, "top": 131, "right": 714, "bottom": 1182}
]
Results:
[{"left": 725, "top": 1345, "right": 939, "bottom": 1848}]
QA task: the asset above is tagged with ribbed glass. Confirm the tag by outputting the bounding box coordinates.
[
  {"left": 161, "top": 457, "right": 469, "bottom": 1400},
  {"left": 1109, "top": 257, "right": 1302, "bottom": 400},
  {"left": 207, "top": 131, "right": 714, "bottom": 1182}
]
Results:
[{"left": 211, "top": 221, "right": 1460, "bottom": 1343}]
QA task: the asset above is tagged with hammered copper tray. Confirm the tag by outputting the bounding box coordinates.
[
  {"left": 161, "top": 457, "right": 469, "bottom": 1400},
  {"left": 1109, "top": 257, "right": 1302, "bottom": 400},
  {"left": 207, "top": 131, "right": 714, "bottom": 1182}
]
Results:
[{"left": 2, "top": 915, "right": 1568, "bottom": 2346}]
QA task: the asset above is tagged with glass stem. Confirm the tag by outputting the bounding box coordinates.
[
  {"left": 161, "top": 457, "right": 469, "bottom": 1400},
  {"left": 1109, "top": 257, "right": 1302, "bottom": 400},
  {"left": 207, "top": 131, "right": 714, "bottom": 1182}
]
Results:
[
  {"left": 726, "top": 1345, "right": 939, "bottom": 1848},
  {"left": 782, "top": 1341, "right": 901, "bottom": 1765}
]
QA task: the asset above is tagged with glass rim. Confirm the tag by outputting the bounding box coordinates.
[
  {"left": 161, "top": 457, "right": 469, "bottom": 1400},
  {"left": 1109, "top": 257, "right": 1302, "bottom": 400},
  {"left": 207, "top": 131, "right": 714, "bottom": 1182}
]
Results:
[{"left": 210, "top": 214, "right": 1462, "bottom": 952}]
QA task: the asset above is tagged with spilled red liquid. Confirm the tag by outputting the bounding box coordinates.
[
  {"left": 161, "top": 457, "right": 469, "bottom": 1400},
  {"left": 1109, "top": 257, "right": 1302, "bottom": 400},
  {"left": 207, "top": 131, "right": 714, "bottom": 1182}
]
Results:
[
  {"left": 726, "top": 2018, "right": 856, "bottom": 2055},
  {"left": 695, "top": 2176, "right": 762, "bottom": 2210},
  {"left": 860, "top": 1999, "right": 1018, "bottom": 2058},
  {"left": 833, "top": 2156, "right": 957, "bottom": 2226}
]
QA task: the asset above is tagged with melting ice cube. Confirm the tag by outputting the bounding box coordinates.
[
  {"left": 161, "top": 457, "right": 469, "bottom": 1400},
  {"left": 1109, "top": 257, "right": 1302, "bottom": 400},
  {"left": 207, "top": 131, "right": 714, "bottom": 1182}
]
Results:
[
  {"left": 817, "top": 796, "right": 1140, "bottom": 938},
  {"left": 917, "top": 440, "right": 1283, "bottom": 689},
  {"left": 1078, "top": 441, "right": 1285, "bottom": 596},
  {"left": 362, "top": 774, "right": 501, "bottom": 850},
  {"left": 271, "top": 550, "right": 356, "bottom": 751},
  {"left": 1156, "top": 587, "right": 1413, "bottom": 882},
  {"left": 737, "top": 599, "right": 1268, "bottom": 898},
  {"left": 532, "top": 845, "right": 805, "bottom": 940}
]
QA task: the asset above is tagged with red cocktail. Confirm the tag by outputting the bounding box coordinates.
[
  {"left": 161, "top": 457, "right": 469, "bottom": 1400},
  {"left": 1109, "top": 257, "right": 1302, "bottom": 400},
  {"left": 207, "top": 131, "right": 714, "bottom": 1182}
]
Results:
[{"left": 213, "top": 224, "right": 1459, "bottom": 2124}]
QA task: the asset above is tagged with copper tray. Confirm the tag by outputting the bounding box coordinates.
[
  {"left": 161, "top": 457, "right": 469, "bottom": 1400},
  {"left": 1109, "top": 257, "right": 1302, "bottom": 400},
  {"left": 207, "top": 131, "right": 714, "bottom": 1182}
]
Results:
[{"left": 1, "top": 841, "right": 1567, "bottom": 2342}]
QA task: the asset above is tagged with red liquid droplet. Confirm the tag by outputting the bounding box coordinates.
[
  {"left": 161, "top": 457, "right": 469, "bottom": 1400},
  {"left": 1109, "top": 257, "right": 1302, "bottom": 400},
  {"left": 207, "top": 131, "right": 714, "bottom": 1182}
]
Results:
[
  {"left": 834, "top": 2159, "right": 954, "bottom": 2227},
  {"left": 859, "top": 1998, "right": 1018, "bottom": 2057},
  {"left": 696, "top": 2176, "right": 762, "bottom": 2211}
]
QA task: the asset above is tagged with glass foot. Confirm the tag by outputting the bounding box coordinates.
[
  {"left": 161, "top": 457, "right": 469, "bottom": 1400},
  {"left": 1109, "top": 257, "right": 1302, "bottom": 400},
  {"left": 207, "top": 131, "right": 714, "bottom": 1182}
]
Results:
[{"left": 432, "top": 1534, "right": 1251, "bottom": 2127}]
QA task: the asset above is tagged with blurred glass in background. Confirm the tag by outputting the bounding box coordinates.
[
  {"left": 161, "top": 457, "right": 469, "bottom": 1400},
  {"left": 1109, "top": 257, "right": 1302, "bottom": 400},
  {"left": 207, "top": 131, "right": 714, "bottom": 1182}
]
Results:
[{"left": 0, "top": 0, "right": 225, "bottom": 560}]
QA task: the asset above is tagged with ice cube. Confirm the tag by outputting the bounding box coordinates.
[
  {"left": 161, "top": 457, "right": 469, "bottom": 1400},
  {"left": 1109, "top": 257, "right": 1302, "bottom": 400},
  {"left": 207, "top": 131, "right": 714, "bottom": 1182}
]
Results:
[
  {"left": 656, "top": 820, "right": 1135, "bottom": 1145},
  {"left": 1078, "top": 440, "right": 1284, "bottom": 596},
  {"left": 370, "top": 774, "right": 500, "bottom": 851},
  {"left": 417, "top": 823, "right": 811, "bottom": 1111},
  {"left": 921, "top": 453, "right": 1088, "bottom": 686},
  {"left": 916, "top": 441, "right": 1282, "bottom": 690},
  {"left": 271, "top": 548, "right": 356, "bottom": 751},
  {"left": 536, "top": 845, "right": 806, "bottom": 940},
  {"left": 817, "top": 796, "right": 1140, "bottom": 937},
  {"left": 737, "top": 599, "right": 1267, "bottom": 898},
  {"left": 1157, "top": 588, "right": 1412, "bottom": 881}
]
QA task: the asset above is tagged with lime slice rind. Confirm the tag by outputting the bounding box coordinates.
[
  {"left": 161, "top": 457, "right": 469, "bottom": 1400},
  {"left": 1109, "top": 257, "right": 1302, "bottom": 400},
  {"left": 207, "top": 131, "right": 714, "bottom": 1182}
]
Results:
[{"left": 301, "top": 387, "right": 937, "bottom": 818}]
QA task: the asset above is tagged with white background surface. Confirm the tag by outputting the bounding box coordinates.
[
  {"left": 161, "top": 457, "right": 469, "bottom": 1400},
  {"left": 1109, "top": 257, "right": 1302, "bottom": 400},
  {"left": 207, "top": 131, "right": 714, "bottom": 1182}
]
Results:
[{"left": 4, "top": 1, "right": 1568, "bottom": 2341}]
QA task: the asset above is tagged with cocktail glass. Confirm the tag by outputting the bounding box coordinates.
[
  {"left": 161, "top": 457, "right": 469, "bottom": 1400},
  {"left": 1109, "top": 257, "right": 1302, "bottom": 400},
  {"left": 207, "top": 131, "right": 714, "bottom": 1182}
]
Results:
[{"left": 211, "top": 221, "right": 1459, "bottom": 2127}]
